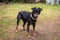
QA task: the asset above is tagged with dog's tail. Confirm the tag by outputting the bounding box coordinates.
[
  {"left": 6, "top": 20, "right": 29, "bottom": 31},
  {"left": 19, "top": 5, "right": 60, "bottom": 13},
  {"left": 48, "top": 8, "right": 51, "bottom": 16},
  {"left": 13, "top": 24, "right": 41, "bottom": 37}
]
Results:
[{"left": 16, "top": 12, "right": 22, "bottom": 30}]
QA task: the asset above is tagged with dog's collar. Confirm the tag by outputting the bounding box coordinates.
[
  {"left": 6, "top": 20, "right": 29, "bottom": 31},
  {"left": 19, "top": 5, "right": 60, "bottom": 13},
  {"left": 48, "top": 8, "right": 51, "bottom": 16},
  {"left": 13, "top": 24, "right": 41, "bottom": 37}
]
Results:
[{"left": 31, "top": 14, "right": 37, "bottom": 20}]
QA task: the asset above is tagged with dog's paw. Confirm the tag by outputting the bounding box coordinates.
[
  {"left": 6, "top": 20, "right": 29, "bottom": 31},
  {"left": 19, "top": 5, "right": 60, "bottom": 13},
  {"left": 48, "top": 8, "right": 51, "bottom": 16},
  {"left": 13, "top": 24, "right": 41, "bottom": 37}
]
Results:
[
  {"left": 28, "top": 35, "right": 31, "bottom": 38},
  {"left": 16, "top": 27, "right": 18, "bottom": 32},
  {"left": 33, "top": 33, "right": 36, "bottom": 36},
  {"left": 27, "top": 32, "right": 31, "bottom": 38},
  {"left": 16, "top": 29, "right": 18, "bottom": 32}
]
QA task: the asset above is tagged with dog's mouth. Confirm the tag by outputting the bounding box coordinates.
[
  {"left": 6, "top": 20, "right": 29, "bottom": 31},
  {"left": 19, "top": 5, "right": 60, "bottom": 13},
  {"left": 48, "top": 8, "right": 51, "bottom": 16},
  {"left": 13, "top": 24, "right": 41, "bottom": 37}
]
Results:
[{"left": 34, "top": 13, "right": 39, "bottom": 17}]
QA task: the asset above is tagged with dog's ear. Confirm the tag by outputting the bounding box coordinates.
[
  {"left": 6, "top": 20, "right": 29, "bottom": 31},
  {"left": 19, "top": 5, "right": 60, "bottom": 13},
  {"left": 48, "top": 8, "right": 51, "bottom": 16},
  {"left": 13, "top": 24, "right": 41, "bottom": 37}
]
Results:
[
  {"left": 38, "top": 8, "right": 43, "bottom": 11},
  {"left": 31, "top": 7, "right": 36, "bottom": 11}
]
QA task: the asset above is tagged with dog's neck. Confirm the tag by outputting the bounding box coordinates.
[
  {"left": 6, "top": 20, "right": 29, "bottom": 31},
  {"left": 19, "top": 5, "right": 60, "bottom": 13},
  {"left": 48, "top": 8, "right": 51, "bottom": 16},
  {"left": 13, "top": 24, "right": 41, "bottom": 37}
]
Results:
[{"left": 31, "top": 14, "right": 37, "bottom": 20}]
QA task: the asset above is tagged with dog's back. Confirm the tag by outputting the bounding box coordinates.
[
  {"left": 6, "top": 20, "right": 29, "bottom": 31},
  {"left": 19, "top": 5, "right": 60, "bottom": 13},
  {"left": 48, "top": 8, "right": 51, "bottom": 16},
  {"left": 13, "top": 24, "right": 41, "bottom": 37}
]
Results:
[
  {"left": 19, "top": 11, "right": 31, "bottom": 18},
  {"left": 17, "top": 11, "right": 32, "bottom": 21}
]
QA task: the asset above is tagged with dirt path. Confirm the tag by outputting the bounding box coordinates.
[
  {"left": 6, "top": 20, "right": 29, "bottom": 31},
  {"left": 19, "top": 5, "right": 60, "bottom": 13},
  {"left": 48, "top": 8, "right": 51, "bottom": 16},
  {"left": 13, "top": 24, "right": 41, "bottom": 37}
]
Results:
[
  {"left": 1, "top": 15, "right": 60, "bottom": 40},
  {"left": 6, "top": 15, "right": 60, "bottom": 40}
]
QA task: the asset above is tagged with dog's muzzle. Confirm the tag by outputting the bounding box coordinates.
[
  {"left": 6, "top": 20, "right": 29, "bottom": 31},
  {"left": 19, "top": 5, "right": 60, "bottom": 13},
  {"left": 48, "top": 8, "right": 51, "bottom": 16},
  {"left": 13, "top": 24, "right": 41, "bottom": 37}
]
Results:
[{"left": 34, "top": 13, "right": 38, "bottom": 17}]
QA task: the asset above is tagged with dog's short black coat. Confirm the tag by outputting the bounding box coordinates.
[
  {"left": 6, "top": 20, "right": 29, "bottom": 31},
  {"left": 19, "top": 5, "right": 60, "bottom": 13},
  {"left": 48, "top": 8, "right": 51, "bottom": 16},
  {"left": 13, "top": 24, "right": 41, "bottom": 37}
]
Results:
[{"left": 16, "top": 7, "right": 42, "bottom": 33}]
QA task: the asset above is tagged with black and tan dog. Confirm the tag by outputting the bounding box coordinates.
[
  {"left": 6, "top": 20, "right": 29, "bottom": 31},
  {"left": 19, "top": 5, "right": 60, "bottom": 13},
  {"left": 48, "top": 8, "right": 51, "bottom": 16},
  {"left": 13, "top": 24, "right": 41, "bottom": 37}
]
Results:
[{"left": 16, "top": 7, "right": 42, "bottom": 37}]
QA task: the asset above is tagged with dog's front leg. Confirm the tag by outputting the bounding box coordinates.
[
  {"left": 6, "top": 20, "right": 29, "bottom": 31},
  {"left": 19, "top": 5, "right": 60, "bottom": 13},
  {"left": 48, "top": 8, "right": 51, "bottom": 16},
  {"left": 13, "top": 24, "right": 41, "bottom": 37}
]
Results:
[
  {"left": 27, "top": 23, "right": 30, "bottom": 37},
  {"left": 32, "top": 23, "right": 36, "bottom": 36}
]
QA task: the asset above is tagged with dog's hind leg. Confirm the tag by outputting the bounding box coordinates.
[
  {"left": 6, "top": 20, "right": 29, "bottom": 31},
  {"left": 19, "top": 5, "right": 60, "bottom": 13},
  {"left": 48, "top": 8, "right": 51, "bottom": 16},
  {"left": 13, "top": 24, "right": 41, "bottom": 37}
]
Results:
[
  {"left": 23, "top": 21, "right": 26, "bottom": 31},
  {"left": 16, "top": 14, "right": 21, "bottom": 32}
]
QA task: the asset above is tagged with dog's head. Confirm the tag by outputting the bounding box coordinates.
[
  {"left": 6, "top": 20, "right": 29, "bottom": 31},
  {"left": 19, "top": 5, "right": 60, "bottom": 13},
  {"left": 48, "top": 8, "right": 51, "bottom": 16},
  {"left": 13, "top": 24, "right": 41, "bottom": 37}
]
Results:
[{"left": 32, "top": 7, "right": 42, "bottom": 18}]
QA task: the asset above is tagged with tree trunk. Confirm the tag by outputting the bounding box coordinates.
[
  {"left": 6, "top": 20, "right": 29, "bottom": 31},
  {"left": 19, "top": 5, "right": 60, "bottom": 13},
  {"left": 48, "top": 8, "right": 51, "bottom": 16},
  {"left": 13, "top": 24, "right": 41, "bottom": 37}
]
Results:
[{"left": 54, "top": 0, "right": 57, "bottom": 4}]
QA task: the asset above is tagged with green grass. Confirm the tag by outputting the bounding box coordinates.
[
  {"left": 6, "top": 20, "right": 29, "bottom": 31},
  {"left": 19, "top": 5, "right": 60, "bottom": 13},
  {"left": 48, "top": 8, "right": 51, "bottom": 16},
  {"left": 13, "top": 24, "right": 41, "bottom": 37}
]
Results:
[{"left": 0, "top": 3, "right": 60, "bottom": 39}]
